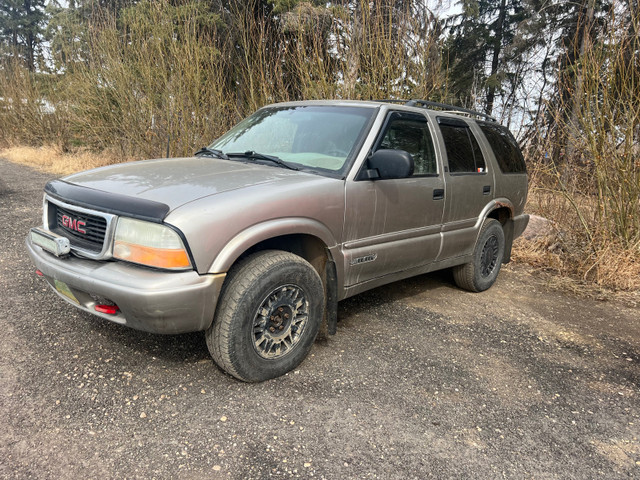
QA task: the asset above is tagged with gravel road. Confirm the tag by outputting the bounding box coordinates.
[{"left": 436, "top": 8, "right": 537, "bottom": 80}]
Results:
[{"left": 1, "top": 158, "right": 639, "bottom": 479}]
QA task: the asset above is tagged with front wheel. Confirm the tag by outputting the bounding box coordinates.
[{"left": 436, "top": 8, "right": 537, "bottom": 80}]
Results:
[
  {"left": 453, "top": 218, "right": 505, "bottom": 292},
  {"left": 206, "top": 250, "right": 324, "bottom": 382}
]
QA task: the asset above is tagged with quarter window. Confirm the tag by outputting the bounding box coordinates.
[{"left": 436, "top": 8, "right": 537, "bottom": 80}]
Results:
[
  {"left": 478, "top": 122, "right": 526, "bottom": 174},
  {"left": 437, "top": 117, "right": 486, "bottom": 174},
  {"left": 375, "top": 112, "right": 437, "bottom": 176}
]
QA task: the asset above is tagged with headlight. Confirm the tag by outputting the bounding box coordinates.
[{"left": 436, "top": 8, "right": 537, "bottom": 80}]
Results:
[{"left": 113, "top": 218, "right": 191, "bottom": 270}]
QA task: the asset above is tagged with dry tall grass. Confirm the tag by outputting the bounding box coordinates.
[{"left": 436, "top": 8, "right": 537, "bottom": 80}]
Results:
[
  {"left": 67, "top": 1, "right": 235, "bottom": 159},
  {"left": 514, "top": 187, "right": 640, "bottom": 291},
  {"left": 0, "top": 0, "right": 445, "bottom": 160},
  {"left": 0, "top": 58, "right": 70, "bottom": 149},
  {"left": 0, "top": 145, "right": 117, "bottom": 175},
  {"left": 512, "top": 5, "right": 640, "bottom": 292},
  {"left": 518, "top": 4, "right": 640, "bottom": 291}
]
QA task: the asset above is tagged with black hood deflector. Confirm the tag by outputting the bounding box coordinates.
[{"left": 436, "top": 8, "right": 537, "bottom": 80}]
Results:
[{"left": 44, "top": 179, "right": 170, "bottom": 223}]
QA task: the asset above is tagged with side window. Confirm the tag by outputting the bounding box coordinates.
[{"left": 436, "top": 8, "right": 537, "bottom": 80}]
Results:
[
  {"left": 437, "top": 117, "right": 486, "bottom": 174},
  {"left": 478, "top": 122, "right": 526, "bottom": 174},
  {"left": 375, "top": 112, "right": 437, "bottom": 175}
]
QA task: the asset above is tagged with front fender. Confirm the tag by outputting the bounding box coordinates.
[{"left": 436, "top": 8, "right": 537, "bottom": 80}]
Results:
[{"left": 208, "top": 218, "right": 339, "bottom": 274}]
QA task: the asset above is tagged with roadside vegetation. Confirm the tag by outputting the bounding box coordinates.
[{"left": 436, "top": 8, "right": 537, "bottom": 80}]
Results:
[{"left": 1, "top": 0, "right": 638, "bottom": 291}]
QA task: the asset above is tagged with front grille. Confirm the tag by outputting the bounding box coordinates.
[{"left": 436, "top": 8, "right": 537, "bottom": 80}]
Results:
[{"left": 51, "top": 204, "right": 107, "bottom": 253}]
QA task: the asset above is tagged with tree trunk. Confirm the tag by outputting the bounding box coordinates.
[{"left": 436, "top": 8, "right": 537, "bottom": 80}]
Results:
[
  {"left": 23, "top": 0, "right": 34, "bottom": 71},
  {"left": 485, "top": 0, "right": 507, "bottom": 116},
  {"left": 564, "top": 0, "right": 596, "bottom": 179}
]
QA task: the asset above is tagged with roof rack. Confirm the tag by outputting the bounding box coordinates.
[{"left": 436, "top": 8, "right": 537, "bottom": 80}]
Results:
[{"left": 374, "top": 99, "right": 497, "bottom": 122}]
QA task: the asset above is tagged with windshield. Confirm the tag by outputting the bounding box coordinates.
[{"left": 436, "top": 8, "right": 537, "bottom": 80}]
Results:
[{"left": 209, "top": 105, "right": 375, "bottom": 176}]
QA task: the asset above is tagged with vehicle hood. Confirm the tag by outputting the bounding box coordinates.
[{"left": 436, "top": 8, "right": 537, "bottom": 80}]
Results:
[{"left": 62, "top": 157, "right": 322, "bottom": 211}]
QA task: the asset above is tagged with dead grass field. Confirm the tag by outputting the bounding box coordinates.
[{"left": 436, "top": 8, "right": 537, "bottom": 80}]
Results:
[
  {"left": 0, "top": 145, "right": 121, "bottom": 175},
  {"left": 514, "top": 187, "right": 640, "bottom": 292}
]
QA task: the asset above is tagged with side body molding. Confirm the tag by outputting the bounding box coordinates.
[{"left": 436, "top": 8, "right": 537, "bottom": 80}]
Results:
[{"left": 209, "top": 218, "right": 340, "bottom": 275}]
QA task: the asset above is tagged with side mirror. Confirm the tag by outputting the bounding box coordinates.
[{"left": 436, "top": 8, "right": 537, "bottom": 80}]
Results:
[{"left": 363, "top": 149, "right": 414, "bottom": 180}]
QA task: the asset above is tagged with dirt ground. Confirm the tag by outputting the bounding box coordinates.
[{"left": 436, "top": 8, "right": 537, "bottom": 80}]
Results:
[{"left": 1, "top": 158, "right": 639, "bottom": 479}]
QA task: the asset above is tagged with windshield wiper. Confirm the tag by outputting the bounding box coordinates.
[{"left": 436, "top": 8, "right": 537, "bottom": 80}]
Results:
[
  {"left": 194, "top": 147, "right": 228, "bottom": 159},
  {"left": 226, "top": 151, "right": 299, "bottom": 171}
]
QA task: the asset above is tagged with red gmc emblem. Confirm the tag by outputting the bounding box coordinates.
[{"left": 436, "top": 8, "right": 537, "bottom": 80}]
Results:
[{"left": 61, "top": 215, "right": 87, "bottom": 234}]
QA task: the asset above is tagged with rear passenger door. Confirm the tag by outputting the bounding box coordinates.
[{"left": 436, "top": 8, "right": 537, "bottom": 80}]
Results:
[
  {"left": 343, "top": 111, "right": 445, "bottom": 286},
  {"left": 435, "top": 116, "right": 494, "bottom": 260}
]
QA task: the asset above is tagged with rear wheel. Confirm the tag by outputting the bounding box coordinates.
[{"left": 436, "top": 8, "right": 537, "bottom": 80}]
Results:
[
  {"left": 206, "top": 250, "right": 324, "bottom": 382},
  {"left": 453, "top": 218, "right": 505, "bottom": 292}
]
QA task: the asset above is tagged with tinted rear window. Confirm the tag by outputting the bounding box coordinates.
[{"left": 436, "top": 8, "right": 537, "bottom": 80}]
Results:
[{"left": 479, "top": 123, "right": 526, "bottom": 174}]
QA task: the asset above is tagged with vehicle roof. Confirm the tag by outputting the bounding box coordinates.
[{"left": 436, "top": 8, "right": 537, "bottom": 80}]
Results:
[{"left": 262, "top": 99, "right": 493, "bottom": 123}]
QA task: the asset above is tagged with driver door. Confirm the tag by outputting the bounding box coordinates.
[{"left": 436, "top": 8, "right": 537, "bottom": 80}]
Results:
[{"left": 342, "top": 111, "right": 445, "bottom": 286}]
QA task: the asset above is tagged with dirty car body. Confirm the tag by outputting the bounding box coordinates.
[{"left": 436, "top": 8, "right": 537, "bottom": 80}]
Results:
[{"left": 27, "top": 100, "right": 529, "bottom": 381}]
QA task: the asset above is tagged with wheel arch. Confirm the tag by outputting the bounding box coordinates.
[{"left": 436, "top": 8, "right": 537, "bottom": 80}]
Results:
[
  {"left": 208, "top": 219, "right": 341, "bottom": 335},
  {"left": 208, "top": 218, "right": 338, "bottom": 275},
  {"left": 484, "top": 199, "right": 515, "bottom": 263}
]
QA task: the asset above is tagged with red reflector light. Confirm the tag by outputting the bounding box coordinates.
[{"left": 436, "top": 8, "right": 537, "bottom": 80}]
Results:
[
  {"left": 35, "top": 270, "right": 44, "bottom": 276},
  {"left": 95, "top": 304, "right": 119, "bottom": 315}
]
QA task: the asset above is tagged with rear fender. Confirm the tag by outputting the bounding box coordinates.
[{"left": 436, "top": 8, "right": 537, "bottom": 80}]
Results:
[{"left": 480, "top": 198, "right": 515, "bottom": 263}]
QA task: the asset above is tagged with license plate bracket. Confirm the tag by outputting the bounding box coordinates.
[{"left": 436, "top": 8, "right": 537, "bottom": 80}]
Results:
[{"left": 54, "top": 279, "right": 79, "bottom": 304}]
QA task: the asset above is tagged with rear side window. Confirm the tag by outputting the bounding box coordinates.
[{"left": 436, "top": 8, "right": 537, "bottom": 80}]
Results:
[
  {"left": 479, "top": 122, "right": 526, "bottom": 174},
  {"left": 437, "top": 117, "right": 486, "bottom": 174}
]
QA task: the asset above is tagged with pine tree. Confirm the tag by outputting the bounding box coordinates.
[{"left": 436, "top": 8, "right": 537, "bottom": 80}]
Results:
[
  {"left": 0, "top": 0, "right": 47, "bottom": 71},
  {"left": 444, "top": 0, "right": 530, "bottom": 116}
]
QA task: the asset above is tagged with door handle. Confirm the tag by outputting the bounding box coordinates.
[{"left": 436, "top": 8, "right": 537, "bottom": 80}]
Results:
[
  {"left": 433, "top": 188, "right": 444, "bottom": 200},
  {"left": 483, "top": 185, "right": 491, "bottom": 195}
]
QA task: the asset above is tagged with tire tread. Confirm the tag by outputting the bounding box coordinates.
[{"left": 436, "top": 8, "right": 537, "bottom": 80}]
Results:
[
  {"left": 206, "top": 250, "right": 321, "bottom": 382},
  {"left": 453, "top": 218, "right": 504, "bottom": 293}
]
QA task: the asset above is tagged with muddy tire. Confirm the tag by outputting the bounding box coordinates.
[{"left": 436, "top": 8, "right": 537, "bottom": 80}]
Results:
[
  {"left": 453, "top": 218, "right": 505, "bottom": 293},
  {"left": 206, "top": 250, "right": 324, "bottom": 382}
]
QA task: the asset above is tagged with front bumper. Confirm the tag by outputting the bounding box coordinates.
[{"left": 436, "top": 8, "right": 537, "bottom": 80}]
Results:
[{"left": 26, "top": 235, "right": 225, "bottom": 334}]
